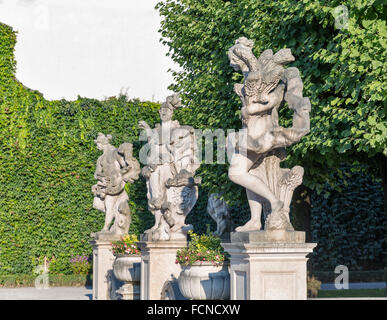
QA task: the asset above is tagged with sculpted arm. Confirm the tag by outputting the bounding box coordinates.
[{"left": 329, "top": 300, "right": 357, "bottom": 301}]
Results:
[
  {"left": 270, "top": 67, "right": 311, "bottom": 147},
  {"left": 139, "top": 120, "right": 153, "bottom": 142}
]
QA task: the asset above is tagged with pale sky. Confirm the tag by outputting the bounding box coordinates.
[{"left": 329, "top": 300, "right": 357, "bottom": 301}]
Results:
[{"left": 0, "top": 0, "right": 178, "bottom": 102}]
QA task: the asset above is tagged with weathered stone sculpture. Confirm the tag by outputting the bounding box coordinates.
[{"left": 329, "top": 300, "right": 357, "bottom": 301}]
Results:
[
  {"left": 139, "top": 94, "right": 201, "bottom": 241},
  {"left": 91, "top": 133, "right": 140, "bottom": 236},
  {"left": 207, "top": 193, "right": 231, "bottom": 240},
  {"left": 222, "top": 38, "right": 316, "bottom": 300},
  {"left": 227, "top": 37, "right": 311, "bottom": 232}
]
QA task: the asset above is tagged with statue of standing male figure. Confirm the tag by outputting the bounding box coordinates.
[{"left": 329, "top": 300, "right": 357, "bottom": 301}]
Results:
[
  {"left": 139, "top": 94, "right": 201, "bottom": 241},
  {"left": 227, "top": 37, "right": 311, "bottom": 232},
  {"left": 91, "top": 133, "right": 140, "bottom": 237}
]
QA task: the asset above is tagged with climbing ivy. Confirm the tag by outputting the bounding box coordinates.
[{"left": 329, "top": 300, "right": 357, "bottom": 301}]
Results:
[{"left": 0, "top": 23, "right": 159, "bottom": 275}]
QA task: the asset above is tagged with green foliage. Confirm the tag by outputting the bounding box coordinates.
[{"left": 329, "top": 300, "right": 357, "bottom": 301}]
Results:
[
  {"left": 307, "top": 273, "right": 321, "bottom": 298},
  {"left": 309, "top": 168, "right": 386, "bottom": 271},
  {"left": 156, "top": 0, "right": 387, "bottom": 195},
  {"left": 175, "top": 229, "right": 228, "bottom": 266},
  {"left": 0, "top": 23, "right": 16, "bottom": 87},
  {"left": 317, "top": 288, "right": 387, "bottom": 298},
  {"left": 111, "top": 234, "right": 140, "bottom": 256},
  {"left": 0, "top": 274, "right": 92, "bottom": 288},
  {"left": 0, "top": 23, "right": 160, "bottom": 275},
  {"left": 313, "top": 270, "right": 385, "bottom": 283},
  {"left": 157, "top": 0, "right": 386, "bottom": 272},
  {"left": 1, "top": 6, "right": 385, "bottom": 276},
  {"left": 68, "top": 255, "right": 92, "bottom": 275}
]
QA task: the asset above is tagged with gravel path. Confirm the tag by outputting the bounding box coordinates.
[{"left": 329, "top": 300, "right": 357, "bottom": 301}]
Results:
[
  {"left": 0, "top": 286, "right": 92, "bottom": 300},
  {"left": 0, "top": 283, "right": 385, "bottom": 300},
  {"left": 320, "top": 282, "right": 386, "bottom": 290}
]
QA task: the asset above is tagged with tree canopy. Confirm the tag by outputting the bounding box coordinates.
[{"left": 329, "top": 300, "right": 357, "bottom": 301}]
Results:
[{"left": 156, "top": 0, "right": 386, "bottom": 199}]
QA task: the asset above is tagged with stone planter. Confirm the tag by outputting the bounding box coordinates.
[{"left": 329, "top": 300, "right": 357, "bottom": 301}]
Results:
[
  {"left": 178, "top": 262, "right": 230, "bottom": 300},
  {"left": 112, "top": 254, "right": 141, "bottom": 300}
]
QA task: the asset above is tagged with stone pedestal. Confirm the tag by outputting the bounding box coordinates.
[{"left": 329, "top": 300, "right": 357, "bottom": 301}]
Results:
[
  {"left": 90, "top": 233, "right": 122, "bottom": 300},
  {"left": 222, "top": 231, "right": 316, "bottom": 300},
  {"left": 116, "top": 282, "right": 140, "bottom": 300},
  {"left": 138, "top": 235, "right": 186, "bottom": 300}
]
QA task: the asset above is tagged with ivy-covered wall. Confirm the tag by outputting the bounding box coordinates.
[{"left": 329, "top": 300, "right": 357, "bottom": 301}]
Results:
[
  {"left": 0, "top": 23, "right": 161, "bottom": 274},
  {"left": 0, "top": 21, "right": 385, "bottom": 275}
]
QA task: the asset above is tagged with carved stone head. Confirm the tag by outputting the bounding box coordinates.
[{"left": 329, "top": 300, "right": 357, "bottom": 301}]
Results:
[
  {"left": 228, "top": 37, "right": 295, "bottom": 105},
  {"left": 94, "top": 133, "right": 112, "bottom": 151},
  {"left": 159, "top": 93, "right": 182, "bottom": 122}
]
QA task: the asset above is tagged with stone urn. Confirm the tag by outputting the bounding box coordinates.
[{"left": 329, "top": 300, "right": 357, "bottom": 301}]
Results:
[
  {"left": 178, "top": 262, "right": 230, "bottom": 300},
  {"left": 112, "top": 254, "right": 141, "bottom": 300}
]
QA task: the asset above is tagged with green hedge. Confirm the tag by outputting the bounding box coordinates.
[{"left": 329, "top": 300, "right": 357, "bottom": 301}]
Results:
[
  {"left": 0, "top": 23, "right": 161, "bottom": 275},
  {"left": 313, "top": 270, "right": 386, "bottom": 283},
  {"left": 317, "top": 289, "right": 387, "bottom": 298},
  {"left": 0, "top": 92, "right": 159, "bottom": 275},
  {"left": 0, "top": 274, "right": 92, "bottom": 288},
  {"left": 309, "top": 169, "right": 386, "bottom": 271}
]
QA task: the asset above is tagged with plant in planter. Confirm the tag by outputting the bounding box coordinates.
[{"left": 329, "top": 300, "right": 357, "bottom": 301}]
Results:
[
  {"left": 111, "top": 234, "right": 141, "bottom": 300},
  {"left": 112, "top": 234, "right": 141, "bottom": 256},
  {"left": 176, "top": 230, "right": 230, "bottom": 300}
]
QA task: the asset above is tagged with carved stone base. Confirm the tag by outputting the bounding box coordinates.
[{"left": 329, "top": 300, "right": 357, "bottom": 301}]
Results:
[
  {"left": 142, "top": 224, "right": 192, "bottom": 242},
  {"left": 90, "top": 233, "right": 122, "bottom": 300},
  {"left": 138, "top": 238, "right": 187, "bottom": 300},
  {"left": 116, "top": 282, "right": 140, "bottom": 300},
  {"left": 222, "top": 231, "right": 316, "bottom": 300},
  {"left": 231, "top": 230, "right": 305, "bottom": 243}
]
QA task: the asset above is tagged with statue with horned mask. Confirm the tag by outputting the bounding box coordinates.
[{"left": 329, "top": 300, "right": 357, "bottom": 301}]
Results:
[{"left": 227, "top": 37, "right": 311, "bottom": 232}]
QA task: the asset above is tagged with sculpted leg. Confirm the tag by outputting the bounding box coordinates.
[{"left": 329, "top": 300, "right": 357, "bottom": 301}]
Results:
[
  {"left": 235, "top": 189, "right": 263, "bottom": 232},
  {"left": 102, "top": 195, "right": 116, "bottom": 232},
  {"left": 146, "top": 209, "right": 162, "bottom": 233},
  {"left": 148, "top": 163, "right": 173, "bottom": 208},
  {"left": 148, "top": 168, "right": 163, "bottom": 207},
  {"left": 228, "top": 153, "right": 283, "bottom": 215}
]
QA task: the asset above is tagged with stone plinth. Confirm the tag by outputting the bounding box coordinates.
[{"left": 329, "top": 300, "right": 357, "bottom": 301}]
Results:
[
  {"left": 116, "top": 282, "right": 140, "bottom": 300},
  {"left": 90, "top": 233, "right": 122, "bottom": 300},
  {"left": 222, "top": 231, "right": 316, "bottom": 300},
  {"left": 138, "top": 235, "right": 186, "bottom": 300},
  {"left": 231, "top": 230, "right": 306, "bottom": 243}
]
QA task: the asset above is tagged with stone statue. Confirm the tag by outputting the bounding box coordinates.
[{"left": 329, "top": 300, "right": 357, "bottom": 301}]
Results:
[
  {"left": 91, "top": 133, "right": 140, "bottom": 236},
  {"left": 207, "top": 193, "right": 231, "bottom": 240},
  {"left": 139, "top": 94, "right": 201, "bottom": 241},
  {"left": 227, "top": 37, "right": 311, "bottom": 232}
]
